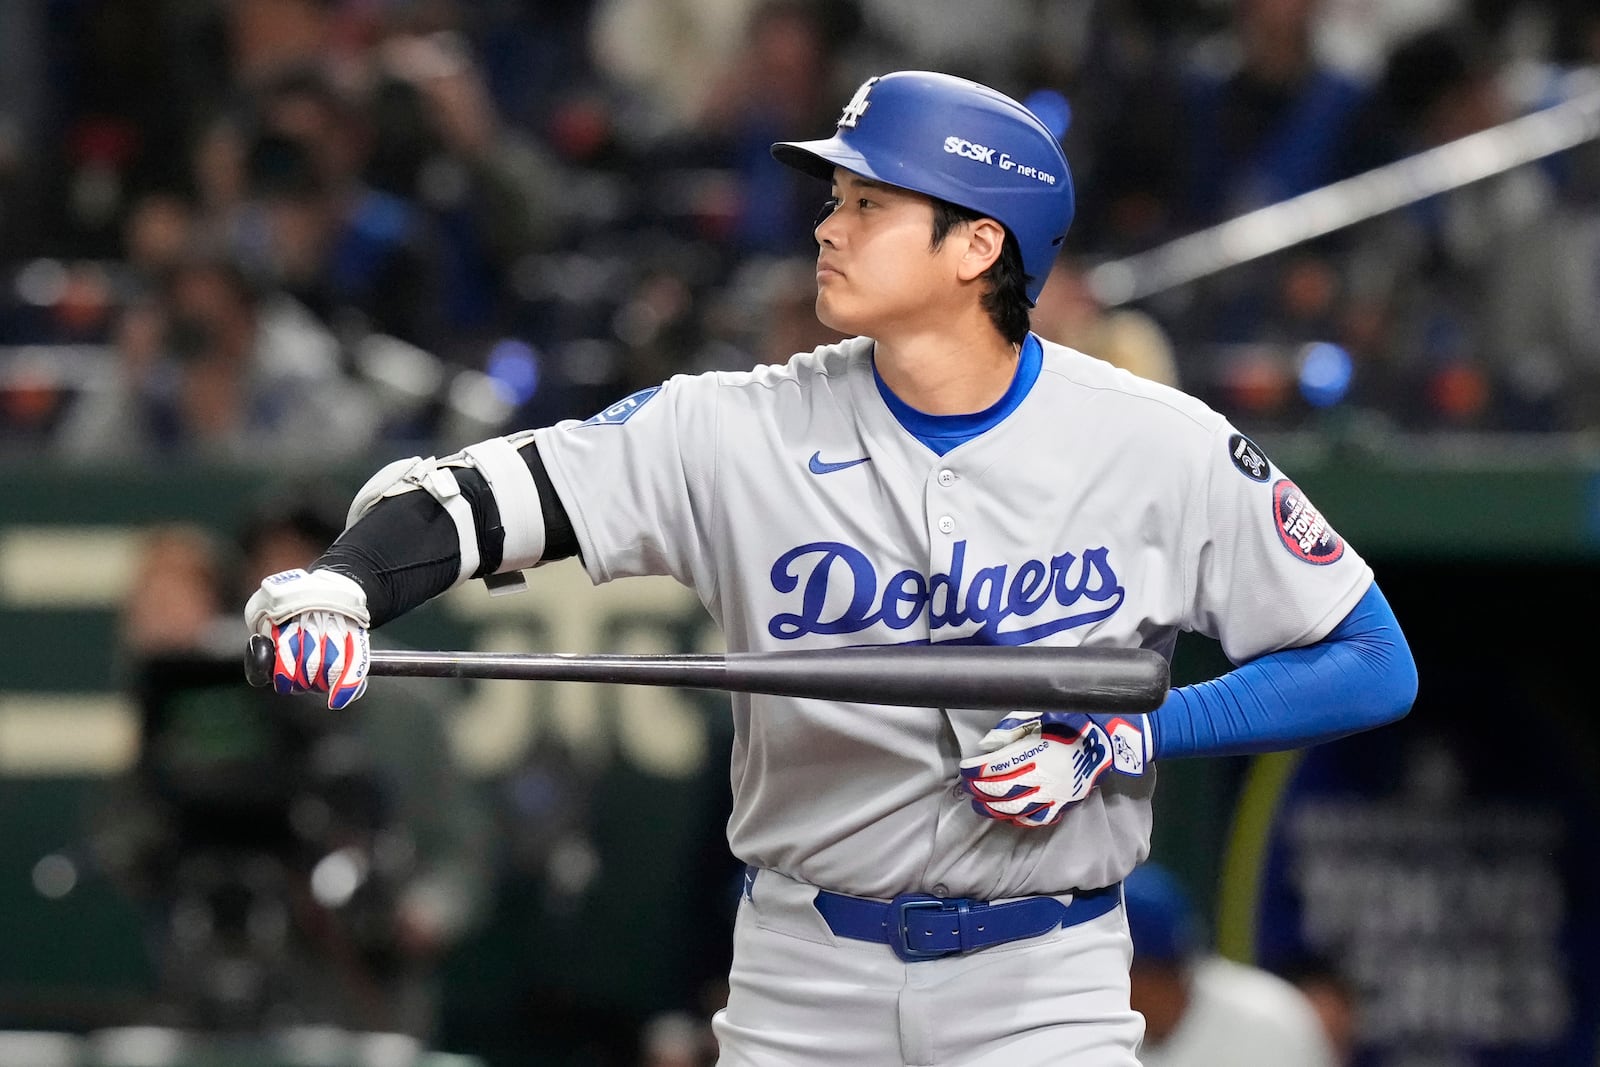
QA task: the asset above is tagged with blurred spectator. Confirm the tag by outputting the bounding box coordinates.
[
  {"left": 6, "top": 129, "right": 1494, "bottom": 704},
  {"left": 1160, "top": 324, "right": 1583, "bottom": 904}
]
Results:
[
  {"left": 190, "top": 113, "right": 256, "bottom": 252},
  {"left": 448, "top": 1, "right": 603, "bottom": 132},
  {"left": 641, "top": 1009, "right": 716, "bottom": 1067},
  {"left": 35, "top": 0, "right": 230, "bottom": 260},
  {"left": 607, "top": 265, "right": 705, "bottom": 389},
  {"left": 857, "top": 0, "right": 1031, "bottom": 88},
  {"left": 242, "top": 65, "right": 445, "bottom": 354},
  {"left": 54, "top": 249, "right": 379, "bottom": 460},
  {"left": 590, "top": 0, "right": 766, "bottom": 141},
  {"left": 1114, "top": 0, "right": 1375, "bottom": 367},
  {"left": 0, "top": 0, "right": 46, "bottom": 259},
  {"left": 366, "top": 29, "right": 568, "bottom": 349},
  {"left": 1551, "top": 0, "right": 1600, "bottom": 66},
  {"left": 1019, "top": 3, "right": 1189, "bottom": 255},
  {"left": 1124, "top": 862, "right": 1338, "bottom": 1067},
  {"left": 0, "top": 255, "right": 123, "bottom": 350},
  {"left": 1180, "top": 0, "right": 1371, "bottom": 228},
  {"left": 0, "top": 0, "right": 44, "bottom": 161},
  {"left": 697, "top": 255, "right": 848, "bottom": 371},
  {"left": 694, "top": 1, "right": 852, "bottom": 254},
  {"left": 117, "top": 524, "right": 236, "bottom": 659},
  {"left": 1315, "top": 0, "right": 1464, "bottom": 80},
  {"left": 1032, "top": 257, "right": 1180, "bottom": 387},
  {"left": 226, "top": 0, "right": 361, "bottom": 89},
  {"left": 1281, "top": 955, "right": 1361, "bottom": 1065},
  {"left": 97, "top": 487, "right": 492, "bottom": 1039},
  {"left": 123, "top": 192, "right": 199, "bottom": 285},
  {"left": 1339, "top": 24, "right": 1600, "bottom": 429}
]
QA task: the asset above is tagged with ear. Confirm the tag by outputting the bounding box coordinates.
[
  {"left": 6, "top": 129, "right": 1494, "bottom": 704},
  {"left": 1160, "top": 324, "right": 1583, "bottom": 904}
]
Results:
[{"left": 956, "top": 218, "right": 1007, "bottom": 283}]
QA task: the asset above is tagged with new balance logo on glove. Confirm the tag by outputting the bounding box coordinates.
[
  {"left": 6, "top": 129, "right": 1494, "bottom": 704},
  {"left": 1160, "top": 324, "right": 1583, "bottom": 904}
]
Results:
[{"left": 959, "top": 711, "right": 1150, "bottom": 827}]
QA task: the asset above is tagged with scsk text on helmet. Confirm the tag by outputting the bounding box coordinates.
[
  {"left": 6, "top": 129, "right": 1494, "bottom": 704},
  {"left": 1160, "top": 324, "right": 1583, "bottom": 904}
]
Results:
[{"left": 942, "top": 137, "right": 1059, "bottom": 185}]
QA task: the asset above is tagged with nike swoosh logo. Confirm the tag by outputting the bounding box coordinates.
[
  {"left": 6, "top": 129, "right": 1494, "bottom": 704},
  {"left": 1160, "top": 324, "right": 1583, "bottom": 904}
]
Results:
[{"left": 808, "top": 451, "right": 871, "bottom": 475}]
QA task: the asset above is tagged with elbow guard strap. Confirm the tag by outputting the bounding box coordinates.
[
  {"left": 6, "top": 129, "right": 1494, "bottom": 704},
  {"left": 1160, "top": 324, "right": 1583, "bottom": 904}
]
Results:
[
  {"left": 345, "top": 435, "right": 547, "bottom": 592},
  {"left": 347, "top": 456, "right": 481, "bottom": 588},
  {"left": 463, "top": 432, "right": 546, "bottom": 573}
]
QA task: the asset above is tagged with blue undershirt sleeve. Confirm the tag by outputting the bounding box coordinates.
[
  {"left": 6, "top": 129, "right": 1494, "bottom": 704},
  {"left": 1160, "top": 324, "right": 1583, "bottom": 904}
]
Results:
[{"left": 1148, "top": 582, "right": 1417, "bottom": 759}]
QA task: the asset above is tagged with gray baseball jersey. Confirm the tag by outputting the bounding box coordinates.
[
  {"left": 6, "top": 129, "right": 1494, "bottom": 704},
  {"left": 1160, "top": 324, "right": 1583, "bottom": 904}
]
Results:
[{"left": 532, "top": 335, "right": 1371, "bottom": 900}]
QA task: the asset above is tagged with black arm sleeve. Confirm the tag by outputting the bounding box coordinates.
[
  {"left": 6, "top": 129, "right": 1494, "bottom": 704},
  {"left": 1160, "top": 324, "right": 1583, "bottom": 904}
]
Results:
[{"left": 313, "top": 441, "right": 579, "bottom": 627}]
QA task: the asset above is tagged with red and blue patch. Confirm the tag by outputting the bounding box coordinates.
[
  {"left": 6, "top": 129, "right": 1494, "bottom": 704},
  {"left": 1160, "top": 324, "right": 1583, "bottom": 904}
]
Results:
[{"left": 1272, "top": 479, "right": 1344, "bottom": 565}]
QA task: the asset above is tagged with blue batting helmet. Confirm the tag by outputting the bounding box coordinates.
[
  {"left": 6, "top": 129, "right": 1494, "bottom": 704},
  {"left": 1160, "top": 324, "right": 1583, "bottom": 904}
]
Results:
[{"left": 772, "top": 70, "right": 1076, "bottom": 304}]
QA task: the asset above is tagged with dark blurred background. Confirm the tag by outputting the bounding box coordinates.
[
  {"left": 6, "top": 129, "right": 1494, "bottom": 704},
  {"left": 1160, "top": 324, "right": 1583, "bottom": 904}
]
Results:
[{"left": 0, "top": 1, "right": 1598, "bottom": 1065}]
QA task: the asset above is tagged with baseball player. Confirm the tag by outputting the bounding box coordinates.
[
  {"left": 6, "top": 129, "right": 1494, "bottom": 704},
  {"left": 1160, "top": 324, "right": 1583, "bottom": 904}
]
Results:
[{"left": 245, "top": 71, "right": 1417, "bottom": 1065}]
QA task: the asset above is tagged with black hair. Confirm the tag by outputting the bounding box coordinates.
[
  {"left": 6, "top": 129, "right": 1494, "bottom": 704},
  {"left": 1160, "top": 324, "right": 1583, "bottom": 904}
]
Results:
[
  {"left": 1378, "top": 24, "right": 1495, "bottom": 133},
  {"left": 247, "top": 131, "right": 326, "bottom": 200},
  {"left": 929, "top": 201, "right": 1031, "bottom": 345},
  {"left": 237, "top": 484, "right": 349, "bottom": 564},
  {"left": 163, "top": 248, "right": 267, "bottom": 310}
]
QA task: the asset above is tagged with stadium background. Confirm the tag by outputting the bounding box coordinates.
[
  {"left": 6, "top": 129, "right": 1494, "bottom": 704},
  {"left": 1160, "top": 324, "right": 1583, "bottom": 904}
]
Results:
[{"left": 1, "top": 1, "right": 1598, "bottom": 1065}]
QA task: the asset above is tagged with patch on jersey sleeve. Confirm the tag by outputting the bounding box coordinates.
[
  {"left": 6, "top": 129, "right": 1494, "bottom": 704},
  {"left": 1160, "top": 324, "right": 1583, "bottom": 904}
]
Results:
[
  {"left": 1272, "top": 479, "right": 1345, "bottom": 565},
  {"left": 1228, "top": 433, "right": 1272, "bottom": 482},
  {"left": 580, "top": 386, "right": 661, "bottom": 426}
]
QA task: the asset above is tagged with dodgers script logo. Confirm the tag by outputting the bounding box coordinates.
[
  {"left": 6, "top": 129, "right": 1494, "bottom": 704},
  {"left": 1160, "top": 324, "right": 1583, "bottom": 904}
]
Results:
[{"left": 767, "top": 540, "right": 1124, "bottom": 645}]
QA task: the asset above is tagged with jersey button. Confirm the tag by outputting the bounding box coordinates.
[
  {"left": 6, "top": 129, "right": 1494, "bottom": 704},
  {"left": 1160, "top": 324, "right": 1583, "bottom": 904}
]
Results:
[
  {"left": 937, "top": 516, "right": 955, "bottom": 534},
  {"left": 932, "top": 883, "right": 951, "bottom": 897},
  {"left": 937, "top": 469, "right": 956, "bottom": 487}
]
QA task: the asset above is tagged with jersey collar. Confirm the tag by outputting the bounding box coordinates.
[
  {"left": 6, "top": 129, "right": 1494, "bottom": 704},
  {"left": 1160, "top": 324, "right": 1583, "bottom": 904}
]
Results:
[{"left": 872, "top": 333, "right": 1043, "bottom": 455}]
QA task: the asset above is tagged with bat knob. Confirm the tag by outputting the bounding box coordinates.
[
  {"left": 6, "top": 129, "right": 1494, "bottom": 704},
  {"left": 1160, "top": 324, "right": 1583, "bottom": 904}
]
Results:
[{"left": 244, "top": 634, "right": 275, "bottom": 688}]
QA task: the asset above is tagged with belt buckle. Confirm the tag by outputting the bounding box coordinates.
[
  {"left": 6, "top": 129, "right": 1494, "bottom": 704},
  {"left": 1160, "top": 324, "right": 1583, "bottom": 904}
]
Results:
[{"left": 886, "top": 894, "right": 961, "bottom": 963}]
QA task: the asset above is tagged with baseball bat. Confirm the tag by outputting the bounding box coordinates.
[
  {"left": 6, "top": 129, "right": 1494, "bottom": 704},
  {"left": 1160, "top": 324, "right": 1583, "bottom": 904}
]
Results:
[{"left": 243, "top": 634, "right": 1169, "bottom": 713}]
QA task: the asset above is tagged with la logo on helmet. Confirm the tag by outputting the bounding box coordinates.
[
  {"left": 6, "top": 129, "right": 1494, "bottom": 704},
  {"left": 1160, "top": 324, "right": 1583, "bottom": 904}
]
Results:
[{"left": 838, "top": 77, "right": 879, "bottom": 128}]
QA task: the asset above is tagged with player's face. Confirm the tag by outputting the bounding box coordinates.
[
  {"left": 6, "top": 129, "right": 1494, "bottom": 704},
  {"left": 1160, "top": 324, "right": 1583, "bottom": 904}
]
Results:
[{"left": 812, "top": 170, "right": 964, "bottom": 338}]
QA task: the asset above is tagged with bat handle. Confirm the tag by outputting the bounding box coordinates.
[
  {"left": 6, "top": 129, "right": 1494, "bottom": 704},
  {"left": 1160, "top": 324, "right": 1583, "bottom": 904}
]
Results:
[{"left": 244, "top": 634, "right": 275, "bottom": 688}]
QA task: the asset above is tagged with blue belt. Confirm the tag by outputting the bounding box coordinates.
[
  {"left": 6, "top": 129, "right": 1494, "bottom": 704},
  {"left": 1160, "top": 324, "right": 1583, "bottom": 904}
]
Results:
[{"left": 809, "top": 879, "right": 1121, "bottom": 963}]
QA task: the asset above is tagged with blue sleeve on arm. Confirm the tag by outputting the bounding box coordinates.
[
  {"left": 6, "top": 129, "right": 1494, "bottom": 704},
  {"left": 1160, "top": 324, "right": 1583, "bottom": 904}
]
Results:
[{"left": 1149, "top": 582, "right": 1418, "bottom": 760}]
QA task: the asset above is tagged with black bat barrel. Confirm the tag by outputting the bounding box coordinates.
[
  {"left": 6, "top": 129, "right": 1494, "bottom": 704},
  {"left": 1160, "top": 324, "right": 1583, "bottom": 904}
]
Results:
[{"left": 245, "top": 635, "right": 1169, "bottom": 713}]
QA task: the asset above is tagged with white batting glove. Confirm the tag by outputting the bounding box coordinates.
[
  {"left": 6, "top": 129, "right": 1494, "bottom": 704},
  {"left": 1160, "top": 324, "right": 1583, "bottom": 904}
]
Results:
[
  {"left": 244, "top": 569, "right": 372, "bottom": 710},
  {"left": 959, "top": 711, "right": 1151, "bottom": 827}
]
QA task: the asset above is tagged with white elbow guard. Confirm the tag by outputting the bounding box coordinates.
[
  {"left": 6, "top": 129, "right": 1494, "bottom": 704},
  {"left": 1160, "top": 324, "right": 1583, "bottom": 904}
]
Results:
[{"left": 346, "top": 432, "right": 546, "bottom": 592}]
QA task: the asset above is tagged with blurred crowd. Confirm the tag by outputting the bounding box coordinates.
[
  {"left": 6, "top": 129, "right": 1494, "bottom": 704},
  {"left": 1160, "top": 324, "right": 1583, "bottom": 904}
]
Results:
[{"left": 1, "top": 0, "right": 1600, "bottom": 459}]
